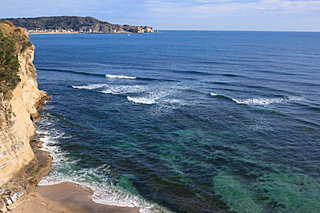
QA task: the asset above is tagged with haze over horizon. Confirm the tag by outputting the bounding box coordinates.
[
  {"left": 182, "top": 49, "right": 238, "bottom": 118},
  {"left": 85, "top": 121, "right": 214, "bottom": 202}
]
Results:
[{"left": 1, "top": 0, "right": 320, "bottom": 32}]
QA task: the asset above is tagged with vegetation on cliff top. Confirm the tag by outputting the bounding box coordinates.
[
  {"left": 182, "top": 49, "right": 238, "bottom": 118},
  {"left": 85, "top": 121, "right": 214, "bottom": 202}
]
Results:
[
  {"left": 0, "top": 21, "right": 34, "bottom": 95},
  {"left": 0, "top": 21, "right": 34, "bottom": 96},
  {"left": 0, "top": 28, "right": 20, "bottom": 94}
]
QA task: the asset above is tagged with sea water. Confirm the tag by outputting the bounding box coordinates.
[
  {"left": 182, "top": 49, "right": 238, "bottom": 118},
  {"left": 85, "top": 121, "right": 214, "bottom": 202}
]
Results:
[{"left": 30, "top": 31, "right": 320, "bottom": 213}]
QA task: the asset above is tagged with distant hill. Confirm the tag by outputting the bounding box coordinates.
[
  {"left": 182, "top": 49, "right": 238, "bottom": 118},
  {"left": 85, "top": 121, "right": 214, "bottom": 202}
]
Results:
[{"left": 0, "top": 16, "right": 154, "bottom": 34}]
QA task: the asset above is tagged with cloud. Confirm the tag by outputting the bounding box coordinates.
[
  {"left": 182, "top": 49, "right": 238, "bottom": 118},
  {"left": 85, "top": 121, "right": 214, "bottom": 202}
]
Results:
[
  {"left": 143, "top": 0, "right": 320, "bottom": 17},
  {"left": 1, "top": 0, "right": 320, "bottom": 30}
]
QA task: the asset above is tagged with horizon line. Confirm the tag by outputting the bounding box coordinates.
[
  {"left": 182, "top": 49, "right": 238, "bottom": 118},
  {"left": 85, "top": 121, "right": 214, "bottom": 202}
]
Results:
[
  {"left": 1, "top": 16, "right": 319, "bottom": 33},
  {"left": 159, "top": 29, "right": 320, "bottom": 33}
]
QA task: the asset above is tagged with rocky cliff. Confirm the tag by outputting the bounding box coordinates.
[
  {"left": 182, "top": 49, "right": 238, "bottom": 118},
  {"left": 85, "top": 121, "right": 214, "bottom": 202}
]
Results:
[{"left": 0, "top": 21, "right": 51, "bottom": 212}]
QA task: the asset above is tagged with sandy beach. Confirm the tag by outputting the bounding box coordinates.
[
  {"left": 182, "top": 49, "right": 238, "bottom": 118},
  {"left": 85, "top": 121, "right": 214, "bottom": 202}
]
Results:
[{"left": 10, "top": 182, "right": 139, "bottom": 213}]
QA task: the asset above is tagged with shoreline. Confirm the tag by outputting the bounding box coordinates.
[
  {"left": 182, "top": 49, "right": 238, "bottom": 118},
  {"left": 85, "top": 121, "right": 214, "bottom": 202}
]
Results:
[
  {"left": 11, "top": 118, "right": 143, "bottom": 212},
  {"left": 28, "top": 32, "right": 81, "bottom": 35},
  {"left": 28, "top": 32, "right": 134, "bottom": 35},
  {"left": 11, "top": 182, "right": 139, "bottom": 213},
  {"left": 8, "top": 102, "right": 142, "bottom": 212},
  {"left": 9, "top": 125, "right": 142, "bottom": 212}
]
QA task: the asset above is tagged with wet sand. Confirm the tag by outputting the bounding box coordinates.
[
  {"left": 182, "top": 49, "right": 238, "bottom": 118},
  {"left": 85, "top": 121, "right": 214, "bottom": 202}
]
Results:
[{"left": 11, "top": 182, "right": 139, "bottom": 213}]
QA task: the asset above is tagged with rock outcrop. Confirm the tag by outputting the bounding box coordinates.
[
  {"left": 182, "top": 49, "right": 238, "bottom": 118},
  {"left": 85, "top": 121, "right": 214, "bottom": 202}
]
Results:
[{"left": 0, "top": 21, "right": 51, "bottom": 212}]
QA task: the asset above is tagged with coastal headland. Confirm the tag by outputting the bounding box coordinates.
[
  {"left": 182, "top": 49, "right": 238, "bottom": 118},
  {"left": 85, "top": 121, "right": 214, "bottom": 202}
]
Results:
[
  {"left": 0, "top": 16, "right": 154, "bottom": 34},
  {"left": 0, "top": 20, "right": 140, "bottom": 212}
]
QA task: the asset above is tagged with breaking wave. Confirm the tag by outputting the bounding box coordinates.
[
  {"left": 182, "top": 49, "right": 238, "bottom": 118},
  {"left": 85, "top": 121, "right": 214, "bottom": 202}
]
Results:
[
  {"left": 210, "top": 92, "right": 304, "bottom": 106},
  {"left": 72, "top": 83, "right": 188, "bottom": 107},
  {"left": 36, "top": 117, "right": 168, "bottom": 213},
  {"left": 127, "top": 96, "right": 156, "bottom": 105},
  {"left": 106, "top": 74, "right": 136, "bottom": 79},
  {"left": 232, "top": 96, "right": 304, "bottom": 106},
  {"left": 101, "top": 85, "right": 149, "bottom": 95}
]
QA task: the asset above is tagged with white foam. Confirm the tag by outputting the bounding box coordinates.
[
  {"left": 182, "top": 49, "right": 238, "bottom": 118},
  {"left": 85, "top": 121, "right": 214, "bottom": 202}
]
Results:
[
  {"left": 72, "top": 84, "right": 107, "bottom": 90},
  {"left": 210, "top": 92, "right": 217, "bottom": 96},
  {"left": 232, "top": 96, "right": 304, "bottom": 106},
  {"left": 106, "top": 74, "right": 136, "bottom": 79},
  {"left": 36, "top": 117, "right": 168, "bottom": 213},
  {"left": 73, "top": 84, "right": 149, "bottom": 95},
  {"left": 126, "top": 88, "right": 178, "bottom": 105},
  {"left": 101, "top": 85, "right": 148, "bottom": 95},
  {"left": 40, "top": 175, "right": 166, "bottom": 213},
  {"left": 127, "top": 96, "right": 156, "bottom": 104},
  {"left": 72, "top": 83, "right": 190, "bottom": 111}
]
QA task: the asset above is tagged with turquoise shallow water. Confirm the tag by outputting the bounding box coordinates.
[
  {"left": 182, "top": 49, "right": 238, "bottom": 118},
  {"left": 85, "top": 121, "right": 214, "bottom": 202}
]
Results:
[{"left": 30, "top": 31, "right": 320, "bottom": 213}]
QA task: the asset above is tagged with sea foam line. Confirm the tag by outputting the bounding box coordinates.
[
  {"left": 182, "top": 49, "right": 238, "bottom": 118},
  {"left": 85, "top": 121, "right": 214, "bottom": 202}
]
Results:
[
  {"left": 210, "top": 92, "right": 304, "bottom": 106},
  {"left": 39, "top": 172, "right": 166, "bottom": 213},
  {"left": 72, "top": 83, "right": 188, "bottom": 109},
  {"left": 127, "top": 96, "right": 156, "bottom": 105},
  {"left": 232, "top": 96, "right": 304, "bottom": 106},
  {"left": 126, "top": 88, "right": 177, "bottom": 105},
  {"left": 72, "top": 84, "right": 149, "bottom": 95},
  {"left": 106, "top": 74, "right": 136, "bottom": 79}
]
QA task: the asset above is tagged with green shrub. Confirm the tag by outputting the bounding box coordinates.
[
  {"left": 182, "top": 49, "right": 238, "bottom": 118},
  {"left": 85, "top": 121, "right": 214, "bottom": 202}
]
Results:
[{"left": 0, "top": 29, "right": 21, "bottom": 94}]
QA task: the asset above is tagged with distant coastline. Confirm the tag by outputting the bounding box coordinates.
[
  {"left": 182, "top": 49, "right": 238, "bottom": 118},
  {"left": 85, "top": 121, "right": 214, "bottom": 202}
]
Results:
[
  {"left": 28, "top": 31, "right": 80, "bottom": 35},
  {"left": 1, "top": 16, "right": 154, "bottom": 34},
  {"left": 27, "top": 29, "right": 144, "bottom": 35}
]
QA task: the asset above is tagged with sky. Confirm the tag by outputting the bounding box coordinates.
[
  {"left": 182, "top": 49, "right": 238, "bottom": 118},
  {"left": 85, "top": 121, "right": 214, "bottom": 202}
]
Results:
[{"left": 1, "top": 0, "right": 320, "bottom": 31}]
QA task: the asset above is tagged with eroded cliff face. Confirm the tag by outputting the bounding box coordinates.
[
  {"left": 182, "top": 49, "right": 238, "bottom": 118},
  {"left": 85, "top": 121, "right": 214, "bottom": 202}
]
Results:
[
  {"left": 0, "top": 21, "right": 51, "bottom": 211},
  {"left": 137, "top": 26, "right": 154, "bottom": 34}
]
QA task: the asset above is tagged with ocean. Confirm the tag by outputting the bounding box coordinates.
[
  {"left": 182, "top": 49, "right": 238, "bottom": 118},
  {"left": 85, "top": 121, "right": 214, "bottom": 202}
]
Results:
[{"left": 30, "top": 31, "right": 320, "bottom": 213}]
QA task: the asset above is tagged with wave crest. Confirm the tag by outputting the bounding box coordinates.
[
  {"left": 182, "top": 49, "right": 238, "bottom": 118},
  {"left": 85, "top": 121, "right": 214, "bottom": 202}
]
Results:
[
  {"left": 72, "top": 84, "right": 107, "bottom": 90},
  {"left": 127, "top": 96, "right": 156, "bottom": 105},
  {"left": 106, "top": 74, "right": 136, "bottom": 79},
  {"left": 232, "top": 96, "right": 304, "bottom": 106}
]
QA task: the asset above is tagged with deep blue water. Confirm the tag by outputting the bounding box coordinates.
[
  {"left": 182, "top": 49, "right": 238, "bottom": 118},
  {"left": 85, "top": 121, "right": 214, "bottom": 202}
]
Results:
[{"left": 30, "top": 31, "right": 320, "bottom": 213}]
